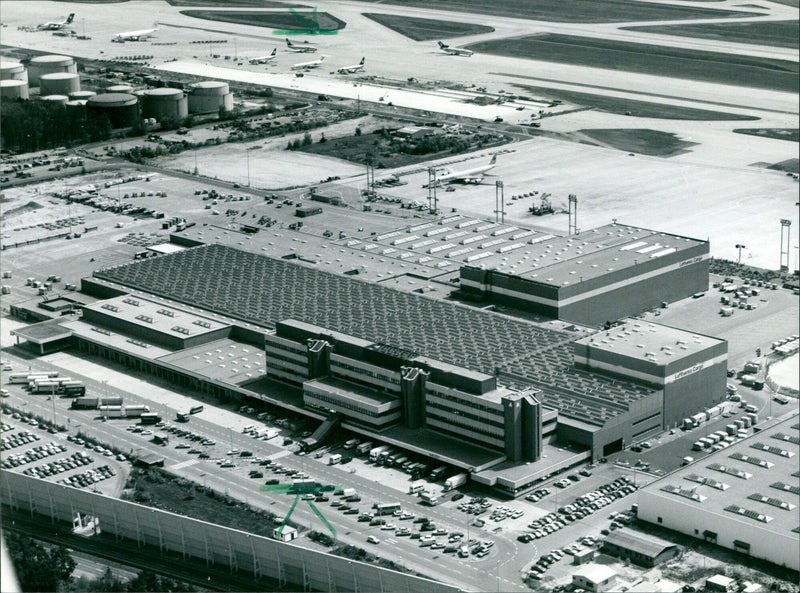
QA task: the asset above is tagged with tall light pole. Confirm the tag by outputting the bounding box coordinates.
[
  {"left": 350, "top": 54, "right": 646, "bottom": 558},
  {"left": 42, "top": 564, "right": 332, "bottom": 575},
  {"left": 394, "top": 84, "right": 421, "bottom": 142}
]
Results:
[{"left": 735, "top": 243, "right": 746, "bottom": 264}]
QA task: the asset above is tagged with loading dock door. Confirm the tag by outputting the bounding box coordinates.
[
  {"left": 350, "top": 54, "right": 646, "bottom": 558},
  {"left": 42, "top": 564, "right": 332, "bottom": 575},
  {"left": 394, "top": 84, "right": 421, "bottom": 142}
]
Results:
[{"left": 603, "top": 438, "right": 623, "bottom": 456}]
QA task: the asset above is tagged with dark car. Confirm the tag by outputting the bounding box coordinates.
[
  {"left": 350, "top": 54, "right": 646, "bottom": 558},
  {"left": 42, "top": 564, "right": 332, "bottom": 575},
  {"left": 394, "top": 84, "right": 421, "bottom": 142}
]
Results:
[
  {"left": 264, "top": 478, "right": 280, "bottom": 485},
  {"left": 451, "top": 493, "right": 464, "bottom": 501}
]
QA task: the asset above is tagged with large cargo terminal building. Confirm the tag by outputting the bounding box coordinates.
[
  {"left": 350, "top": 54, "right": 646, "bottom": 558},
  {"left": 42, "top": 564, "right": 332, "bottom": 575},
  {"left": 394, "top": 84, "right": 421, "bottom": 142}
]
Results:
[{"left": 14, "top": 242, "right": 726, "bottom": 496}]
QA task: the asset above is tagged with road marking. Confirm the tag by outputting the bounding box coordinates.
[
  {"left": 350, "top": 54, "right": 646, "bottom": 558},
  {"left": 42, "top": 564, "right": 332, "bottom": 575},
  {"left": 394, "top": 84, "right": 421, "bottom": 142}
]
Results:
[
  {"left": 169, "top": 459, "right": 198, "bottom": 470},
  {"left": 269, "top": 450, "right": 292, "bottom": 460}
]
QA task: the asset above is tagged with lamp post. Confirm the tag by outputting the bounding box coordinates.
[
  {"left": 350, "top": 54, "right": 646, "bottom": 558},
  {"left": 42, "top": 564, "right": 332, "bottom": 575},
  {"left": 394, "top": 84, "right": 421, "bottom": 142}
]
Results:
[{"left": 735, "top": 243, "right": 746, "bottom": 264}]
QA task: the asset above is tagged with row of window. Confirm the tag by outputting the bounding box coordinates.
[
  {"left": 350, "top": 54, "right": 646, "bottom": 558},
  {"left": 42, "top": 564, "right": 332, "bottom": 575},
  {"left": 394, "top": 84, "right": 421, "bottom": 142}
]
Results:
[
  {"left": 265, "top": 339, "right": 306, "bottom": 355},
  {"left": 426, "top": 385, "right": 500, "bottom": 415},
  {"left": 331, "top": 359, "right": 402, "bottom": 386},
  {"left": 426, "top": 418, "right": 504, "bottom": 449},
  {"left": 426, "top": 409, "right": 504, "bottom": 440},
  {"left": 304, "top": 391, "right": 391, "bottom": 419},
  {"left": 426, "top": 398, "right": 505, "bottom": 431}
]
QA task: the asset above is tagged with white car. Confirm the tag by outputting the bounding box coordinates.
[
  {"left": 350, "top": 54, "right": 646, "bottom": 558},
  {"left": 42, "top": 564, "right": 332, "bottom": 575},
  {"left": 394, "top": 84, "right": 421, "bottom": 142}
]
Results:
[{"left": 367, "top": 535, "right": 380, "bottom": 544}]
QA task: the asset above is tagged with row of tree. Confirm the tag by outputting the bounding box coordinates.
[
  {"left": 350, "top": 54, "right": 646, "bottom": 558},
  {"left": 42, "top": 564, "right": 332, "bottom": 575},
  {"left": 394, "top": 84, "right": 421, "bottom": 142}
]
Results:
[{"left": 5, "top": 532, "right": 196, "bottom": 592}]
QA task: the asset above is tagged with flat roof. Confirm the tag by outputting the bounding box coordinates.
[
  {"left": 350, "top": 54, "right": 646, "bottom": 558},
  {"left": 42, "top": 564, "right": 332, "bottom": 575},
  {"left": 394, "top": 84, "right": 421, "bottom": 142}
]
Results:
[
  {"left": 603, "top": 530, "right": 680, "bottom": 559},
  {"left": 305, "top": 377, "right": 401, "bottom": 407},
  {"left": 62, "top": 319, "right": 173, "bottom": 359},
  {"left": 639, "top": 413, "right": 800, "bottom": 537},
  {"left": 573, "top": 564, "right": 617, "bottom": 583},
  {"left": 10, "top": 318, "right": 74, "bottom": 343},
  {"left": 472, "top": 439, "right": 591, "bottom": 489},
  {"left": 157, "top": 338, "right": 267, "bottom": 385},
  {"left": 357, "top": 219, "right": 705, "bottom": 286},
  {"left": 575, "top": 319, "right": 725, "bottom": 364},
  {"left": 83, "top": 294, "right": 230, "bottom": 340},
  {"left": 147, "top": 243, "right": 186, "bottom": 255},
  {"left": 92, "top": 244, "right": 658, "bottom": 426}
]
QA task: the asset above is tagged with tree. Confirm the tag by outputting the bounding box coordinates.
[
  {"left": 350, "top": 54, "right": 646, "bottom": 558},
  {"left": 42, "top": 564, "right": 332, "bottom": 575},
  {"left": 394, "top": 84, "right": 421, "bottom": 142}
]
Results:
[
  {"left": 354, "top": 126, "right": 362, "bottom": 137},
  {"left": 302, "top": 132, "right": 312, "bottom": 146},
  {"left": 6, "top": 533, "right": 76, "bottom": 592},
  {"left": 318, "top": 133, "right": 326, "bottom": 144}
]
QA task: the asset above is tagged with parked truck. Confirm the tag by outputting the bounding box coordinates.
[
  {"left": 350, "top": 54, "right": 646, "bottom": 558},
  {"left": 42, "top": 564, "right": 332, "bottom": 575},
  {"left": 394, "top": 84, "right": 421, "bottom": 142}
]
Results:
[
  {"left": 329, "top": 453, "right": 342, "bottom": 465},
  {"left": 355, "top": 441, "right": 374, "bottom": 456},
  {"left": 71, "top": 396, "right": 123, "bottom": 409},
  {"left": 369, "top": 445, "right": 390, "bottom": 462},
  {"left": 444, "top": 473, "right": 468, "bottom": 492},
  {"left": 419, "top": 491, "right": 439, "bottom": 506}
]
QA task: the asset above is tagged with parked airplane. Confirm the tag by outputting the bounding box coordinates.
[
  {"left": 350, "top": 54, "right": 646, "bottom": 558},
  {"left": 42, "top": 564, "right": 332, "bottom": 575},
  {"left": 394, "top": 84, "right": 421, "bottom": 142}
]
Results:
[
  {"left": 434, "top": 155, "right": 497, "bottom": 184},
  {"left": 437, "top": 41, "right": 473, "bottom": 57},
  {"left": 249, "top": 48, "right": 277, "bottom": 64},
  {"left": 113, "top": 22, "right": 158, "bottom": 42},
  {"left": 291, "top": 55, "right": 325, "bottom": 70},
  {"left": 286, "top": 38, "right": 317, "bottom": 53},
  {"left": 337, "top": 57, "right": 365, "bottom": 74},
  {"left": 38, "top": 13, "right": 74, "bottom": 30}
]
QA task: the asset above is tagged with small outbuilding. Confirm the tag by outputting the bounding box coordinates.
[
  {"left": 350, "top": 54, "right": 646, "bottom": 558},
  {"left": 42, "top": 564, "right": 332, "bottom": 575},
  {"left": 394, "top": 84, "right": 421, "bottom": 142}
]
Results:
[
  {"left": 272, "top": 525, "right": 297, "bottom": 542},
  {"left": 601, "top": 530, "right": 682, "bottom": 567},
  {"left": 571, "top": 564, "right": 617, "bottom": 593},
  {"left": 706, "top": 574, "right": 736, "bottom": 592}
]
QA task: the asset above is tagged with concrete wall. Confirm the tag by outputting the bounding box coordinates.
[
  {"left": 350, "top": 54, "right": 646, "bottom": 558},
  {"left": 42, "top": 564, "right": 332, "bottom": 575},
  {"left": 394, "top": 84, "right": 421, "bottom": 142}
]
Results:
[
  {"left": 637, "top": 489, "right": 799, "bottom": 571},
  {"left": 1, "top": 471, "right": 461, "bottom": 593}
]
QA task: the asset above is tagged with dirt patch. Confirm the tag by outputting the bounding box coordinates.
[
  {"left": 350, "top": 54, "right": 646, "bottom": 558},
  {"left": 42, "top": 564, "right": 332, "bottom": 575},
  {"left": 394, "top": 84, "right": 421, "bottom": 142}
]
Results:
[
  {"left": 734, "top": 128, "right": 799, "bottom": 143},
  {"left": 180, "top": 9, "right": 346, "bottom": 32},
  {"left": 350, "top": 0, "right": 758, "bottom": 23},
  {"left": 3, "top": 200, "right": 44, "bottom": 219},
  {"left": 576, "top": 129, "right": 697, "bottom": 157},
  {"left": 362, "top": 13, "right": 493, "bottom": 41},
  {"left": 624, "top": 20, "right": 799, "bottom": 49},
  {"left": 767, "top": 158, "right": 800, "bottom": 174},
  {"left": 468, "top": 34, "right": 798, "bottom": 94},
  {"left": 509, "top": 82, "right": 758, "bottom": 121}
]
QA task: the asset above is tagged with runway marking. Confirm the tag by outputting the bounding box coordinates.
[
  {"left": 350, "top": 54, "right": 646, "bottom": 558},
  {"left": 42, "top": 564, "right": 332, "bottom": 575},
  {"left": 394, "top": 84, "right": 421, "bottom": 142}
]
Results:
[{"left": 170, "top": 459, "right": 199, "bottom": 470}]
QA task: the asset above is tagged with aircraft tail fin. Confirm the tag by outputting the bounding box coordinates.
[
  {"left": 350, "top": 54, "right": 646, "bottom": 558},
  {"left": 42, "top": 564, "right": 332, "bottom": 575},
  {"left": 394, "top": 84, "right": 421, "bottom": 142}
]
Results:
[
  {"left": 286, "top": 37, "right": 293, "bottom": 46},
  {"left": 489, "top": 155, "right": 497, "bottom": 165},
  {"left": 271, "top": 48, "right": 276, "bottom": 55},
  {"left": 359, "top": 57, "right": 365, "bottom": 65},
  {"left": 438, "top": 41, "right": 447, "bottom": 49},
  {"left": 67, "top": 13, "right": 75, "bottom": 24}
]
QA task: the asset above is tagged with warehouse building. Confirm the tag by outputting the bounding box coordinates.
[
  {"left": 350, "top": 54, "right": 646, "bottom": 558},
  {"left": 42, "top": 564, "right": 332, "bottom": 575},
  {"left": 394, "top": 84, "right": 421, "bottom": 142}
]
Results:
[
  {"left": 459, "top": 223, "right": 709, "bottom": 327},
  {"left": 573, "top": 320, "right": 727, "bottom": 429},
  {"left": 79, "top": 244, "right": 715, "bottom": 460},
  {"left": 636, "top": 413, "right": 800, "bottom": 571}
]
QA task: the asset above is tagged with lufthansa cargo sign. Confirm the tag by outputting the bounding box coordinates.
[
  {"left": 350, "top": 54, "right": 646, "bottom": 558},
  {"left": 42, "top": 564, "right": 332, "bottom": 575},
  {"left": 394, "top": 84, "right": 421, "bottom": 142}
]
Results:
[
  {"left": 674, "top": 363, "right": 704, "bottom": 381},
  {"left": 679, "top": 256, "right": 704, "bottom": 268}
]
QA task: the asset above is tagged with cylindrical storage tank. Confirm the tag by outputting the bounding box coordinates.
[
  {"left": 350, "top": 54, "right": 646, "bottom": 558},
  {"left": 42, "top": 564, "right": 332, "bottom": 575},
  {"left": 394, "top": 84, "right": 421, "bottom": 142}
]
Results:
[
  {"left": 0, "top": 79, "right": 29, "bottom": 100},
  {"left": 0, "top": 59, "right": 27, "bottom": 82},
  {"left": 141, "top": 87, "right": 188, "bottom": 122},
  {"left": 39, "top": 72, "right": 81, "bottom": 96},
  {"left": 106, "top": 84, "right": 133, "bottom": 93},
  {"left": 69, "top": 90, "right": 95, "bottom": 101},
  {"left": 188, "top": 80, "right": 233, "bottom": 114},
  {"left": 40, "top": 94, "right": 69, "bottom": 106},
  {"left": 86, "top": 93, "right": 139, "bottom": 128},
  {"left": 28, "top": 55, "right": 76, "bottom": 85}
]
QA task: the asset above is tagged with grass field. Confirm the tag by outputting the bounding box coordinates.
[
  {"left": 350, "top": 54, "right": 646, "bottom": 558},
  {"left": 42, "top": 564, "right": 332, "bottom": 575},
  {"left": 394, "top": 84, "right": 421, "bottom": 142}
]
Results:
[
  {"left": 577, "top": 129, "right": 698, "bottom": 157},
  {"left": 624, "top": 20, "right": 799, "bottom": 50},
  {"left": 469, "top": 34, "right": 799, "bottom": 94},
  {"left": 733, "top": 128, "right": 799, "bottom": 142},
  {"left": 296, "top": 129, "right": 510, "bottom": 168},
  {"left": 350, "top": 0, "right": 757, "bottom": 23},
  {"left": 362, "top": 13, "right": 494, "bottom": 41},
  {"left": 180, "top": 9, "right": 346, "bottom": 32},
  {"left": 509, "top": 82, "right": 759, "bottom": 121}
]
